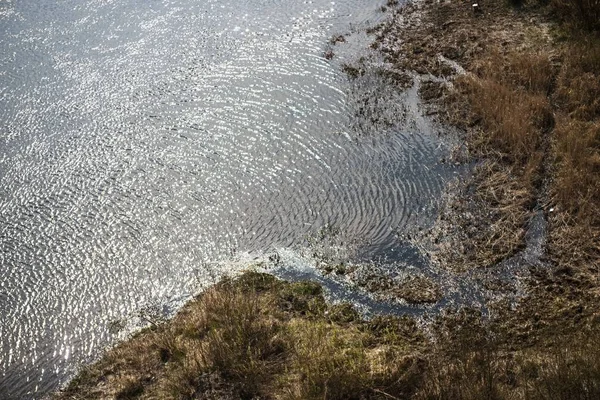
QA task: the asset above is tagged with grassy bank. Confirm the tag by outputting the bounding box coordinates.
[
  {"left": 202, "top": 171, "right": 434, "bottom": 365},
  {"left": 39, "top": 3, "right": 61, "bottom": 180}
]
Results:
[
  {"left": 54, "top": 272, "right": 427, "bottom": 399},
  {"left": 367, "top": 0, "right": 600, "bottom": 275},
  {"left": 54, "top": 272, "right": 600, "bottom": 399},
  {"left": 456, "top": 12, "right": 600, "bottom": 277}
]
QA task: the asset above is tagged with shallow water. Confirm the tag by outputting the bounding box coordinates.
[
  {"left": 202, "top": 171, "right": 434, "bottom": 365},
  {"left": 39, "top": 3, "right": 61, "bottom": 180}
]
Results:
[{"left": 0, "top": 0, "right": 458, "bottom": 397}]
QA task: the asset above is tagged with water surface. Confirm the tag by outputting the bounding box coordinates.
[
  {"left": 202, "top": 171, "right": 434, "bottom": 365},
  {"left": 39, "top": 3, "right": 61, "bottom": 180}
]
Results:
[{"left": 0, "top": 0, "right": 456, "bottom": 397}]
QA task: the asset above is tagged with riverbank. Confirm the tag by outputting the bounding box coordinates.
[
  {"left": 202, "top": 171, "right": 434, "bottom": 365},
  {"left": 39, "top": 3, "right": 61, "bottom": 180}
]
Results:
[
  {"left": 54, "top": 0, "right": 600, "bottom": 398},
  {"left": 54, "top": 271, "right": 600, "bottom": 399},
  {"left": 358, "top": 0, "right": 600, "bottom": 327},
  {"left": 371, "top": 0, "right": 600, "bottom": 333}
]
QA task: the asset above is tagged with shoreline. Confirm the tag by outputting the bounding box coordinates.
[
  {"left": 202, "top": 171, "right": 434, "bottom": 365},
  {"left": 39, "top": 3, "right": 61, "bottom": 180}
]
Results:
[{"left": 54, "top": 0, "right": 600, "bottom": 398}]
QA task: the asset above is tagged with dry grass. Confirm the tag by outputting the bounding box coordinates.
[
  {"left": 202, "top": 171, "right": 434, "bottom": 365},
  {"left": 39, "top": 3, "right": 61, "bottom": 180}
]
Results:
[
  {"left": 386, "top": 0, "right": 600, "bottom": 280},
  {"left": 547, "top": 35, "right": 600, "bottom": 273},
  {"left": 427, "top": 18, "right": 600, "bottom": 392},
  {"left": 423, "top": 160, "right": 533, "bottom": 272},
  {"left": 472, "top": 50, "right": 556, "bottom": 95},
  {"left": 415, "top": 41, "right": 558, "bottom": 271},
  {"left": 439, "top": 28, "right": 600, "bottom": 273},
  {"left": 552, "top": 119, "right": 600, "bottom": 218},
  {"left": 56, "top": 273, "right": 600, "bottom": 400},
  {"left": 463, "top": 75, "right": 552, "bottom": 164},
  {"left": 446, "top": 2, "right": 600, "bottom": 279},
  {"left": 55, "top": 272, "right": 425, "bottom": 400},
  {"left": 459, "top": 48, "right": 556, "bottom": 166},
  {"left": 416, "top": 312, "right": 600, "bottom": 400},
  {"left": 548, "top": 0, "right": 600, "bottom": 31},
  {"left": 414, "top": 45, "right": 557, "bottom": 272},
  {"left": 443, "top": 49, "right": 554, "bottom": 269}
]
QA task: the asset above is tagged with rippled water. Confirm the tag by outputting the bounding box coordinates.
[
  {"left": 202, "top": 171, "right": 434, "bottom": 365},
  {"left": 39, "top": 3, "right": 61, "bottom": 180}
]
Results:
[{"left": 1, "top": 0, "right": 458, "bottom": 397}]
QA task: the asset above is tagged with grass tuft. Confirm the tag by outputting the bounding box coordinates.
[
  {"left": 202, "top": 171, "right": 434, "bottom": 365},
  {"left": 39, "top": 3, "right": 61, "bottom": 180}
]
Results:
[
  {"left": 55, "top": 273, "right": 425, "bottom": 399},
  {"left": 55, "top": 272, "right": 600, "bottom": 400}
]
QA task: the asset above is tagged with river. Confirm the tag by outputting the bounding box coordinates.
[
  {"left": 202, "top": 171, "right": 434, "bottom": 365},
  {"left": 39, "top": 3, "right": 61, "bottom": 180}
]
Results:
[{"left": 0, "top": 0, "right": 458, "bottom": 397}]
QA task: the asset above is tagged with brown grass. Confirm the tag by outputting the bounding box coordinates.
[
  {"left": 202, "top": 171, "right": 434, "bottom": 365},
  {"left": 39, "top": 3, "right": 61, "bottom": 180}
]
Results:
[
  {"left": 446, "top": 3, "right": 600, "bottom": 279},
  {"left": 440, "top": 27, "right": 600, "bottom": 273},
  {"left": 548, "top": 0, "right": 600, "bottom": 31},
  {"left": 545, "top": 34, "right": 600, "bottom": 272},
  {"left": 57, "top": 273, "right": 600, "bottom": 400},
  {"left": 552, "top": 119, "right": 600, "bottom": 214},
  {"left": 408, "top": 35, "right": 557, "bottom": 272},
  {"left": 554, "top": 37, "right": 600, "bottom": 121},
  {"left": 55, "top": 272, "right": 426, "bottom": 400},
  {"left": 473, "top": 50, "right": 556, "bottom": 95},
  {"left": 460, "top": 48, "right": 555, "bottom": 166},
  {"left": 421, "top": 48, "right": 555, "bottom": 271},
  {"left": 416, "top": 309, "right": 600, "bottom": 400},
  {"left": 462, "top": 76, "right": 552, "bottom": 163},
  {"left": 416, "top": 9, "right": 600, "bottom": 394},
  {"left": 423, "top": 160, "right": 533, "bottom": 272}
]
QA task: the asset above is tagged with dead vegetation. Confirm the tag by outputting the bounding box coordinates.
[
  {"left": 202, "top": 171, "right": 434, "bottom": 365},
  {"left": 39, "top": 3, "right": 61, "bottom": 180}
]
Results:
[
  {"left": 56, "top": 272, "right": 600, "bottom": 400},
  {"left": 446, "top": 28, "right": 600, "bottom": 277},
  {"left": 415, "top": 307, "right": 600, "bottom": 400},
  {"left": 55, "top": 272, "right": 427, "bottom": 400},
  {"left": 369, "top": 0, "right": 600, "bottom": 275},
  {"left": 420, "top": 160, "right": 534, "bottom": 272},
  {"left": 361, "top": 0, "right": 560, "bottom": 270},
  {"left": 427, "top": 48, "right": 555, "bottom": 270},
  {"left": 548, "top": 37, "right": 600, "bottom": 273},
  {"left": 454, "top": 2, "right": 600, "bottom": 277},
  {"left": 547, "top": 0, "right": 600, "bottom": 31}
]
